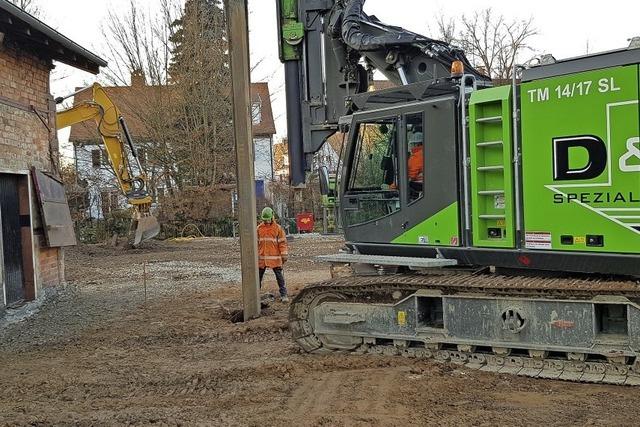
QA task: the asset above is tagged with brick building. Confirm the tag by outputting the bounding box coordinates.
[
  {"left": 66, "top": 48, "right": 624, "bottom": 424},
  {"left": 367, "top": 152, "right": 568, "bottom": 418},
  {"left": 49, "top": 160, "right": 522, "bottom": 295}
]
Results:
[{"left": 0, "top": 1, "right": 105, "bottom": 311}]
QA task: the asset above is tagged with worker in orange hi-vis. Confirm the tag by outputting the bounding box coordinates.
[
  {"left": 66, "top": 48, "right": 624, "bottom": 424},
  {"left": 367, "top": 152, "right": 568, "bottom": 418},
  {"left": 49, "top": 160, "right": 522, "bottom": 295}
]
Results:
[
  {"left": 257, "top": 207, "right": 289, "bottom": 302},
  {"left": 407, "top": 131, "right": 424, "bottom": 183}
]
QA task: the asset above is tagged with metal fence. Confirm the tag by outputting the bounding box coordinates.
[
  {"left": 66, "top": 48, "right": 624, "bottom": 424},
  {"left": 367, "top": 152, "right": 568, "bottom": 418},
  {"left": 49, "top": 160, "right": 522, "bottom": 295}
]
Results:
[
  {"left": 74, "top": 212, "right": 237, "bottom": 244},
  {"left": 160, "top": 218, "right": 236, "bottom": 239}
]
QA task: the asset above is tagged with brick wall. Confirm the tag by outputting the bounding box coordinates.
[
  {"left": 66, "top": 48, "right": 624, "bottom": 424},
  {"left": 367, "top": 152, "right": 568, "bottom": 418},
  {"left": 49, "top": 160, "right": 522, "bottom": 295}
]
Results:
[
  {"left": 0, "top": 42, "right": 64, "bottom": 302},
  {"left": 35, "top": 235, "right": 62, "bottom": 288},
  {"left": 0, "top": 43, "right": 53, "bottom": 172}
]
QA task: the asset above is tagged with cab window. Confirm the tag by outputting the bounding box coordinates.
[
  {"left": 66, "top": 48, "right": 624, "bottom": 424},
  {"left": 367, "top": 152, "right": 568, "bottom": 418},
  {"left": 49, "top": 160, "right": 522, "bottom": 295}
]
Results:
[
  {"left": 344, "top": 119, "right": 400, "bottom": 226},
  {"left": 348, "top": 119, "right": 398, "bottom": 191},
  {"left": 405, "top": 113, "right": 424, "bottom": 204}
]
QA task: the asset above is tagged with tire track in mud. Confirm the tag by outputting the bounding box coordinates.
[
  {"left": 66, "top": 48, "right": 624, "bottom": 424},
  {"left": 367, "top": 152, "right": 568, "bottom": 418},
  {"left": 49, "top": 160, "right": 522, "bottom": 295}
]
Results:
[
  {"left": 288, "top": 368, "right": 411, "bottom": 425},
  {"left": 5, "top": 237, "right": 640, "bottom": 425}
]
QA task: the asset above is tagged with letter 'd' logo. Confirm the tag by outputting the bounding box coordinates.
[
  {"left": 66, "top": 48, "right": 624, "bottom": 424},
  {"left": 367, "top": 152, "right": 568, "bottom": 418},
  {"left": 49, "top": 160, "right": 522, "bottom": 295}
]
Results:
[{"left": 553, "top": 135, "right": 607, "bottom": 181}]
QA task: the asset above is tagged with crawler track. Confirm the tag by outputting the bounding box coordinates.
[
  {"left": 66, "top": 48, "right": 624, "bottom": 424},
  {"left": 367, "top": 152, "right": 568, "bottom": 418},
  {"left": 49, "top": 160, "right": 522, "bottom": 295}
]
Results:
[{"left": 290, "top": 271, "right": 640, "bottom": 385}]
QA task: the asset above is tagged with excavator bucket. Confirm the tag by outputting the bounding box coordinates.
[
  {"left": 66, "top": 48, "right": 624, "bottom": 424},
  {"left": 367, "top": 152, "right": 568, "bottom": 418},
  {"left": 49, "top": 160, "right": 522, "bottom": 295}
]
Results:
[{"left": 131, "top": 214, "right": 160, "bottom": 247}]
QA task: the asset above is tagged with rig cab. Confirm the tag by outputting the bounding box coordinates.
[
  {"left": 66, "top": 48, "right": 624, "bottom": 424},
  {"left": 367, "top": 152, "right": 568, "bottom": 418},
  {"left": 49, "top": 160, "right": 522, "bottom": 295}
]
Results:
[{"left": 337, "top": 45, "right": 640, "bottom": 278}]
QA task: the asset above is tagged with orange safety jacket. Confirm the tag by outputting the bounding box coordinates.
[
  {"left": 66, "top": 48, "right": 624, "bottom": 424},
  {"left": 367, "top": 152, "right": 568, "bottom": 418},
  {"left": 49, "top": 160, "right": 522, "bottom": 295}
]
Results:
[
  {"left": 408, "top": 145, "right": 424, "bottom": 182},
  {"left": 257, "top": 221, "right": 288, "bottom": 268}
]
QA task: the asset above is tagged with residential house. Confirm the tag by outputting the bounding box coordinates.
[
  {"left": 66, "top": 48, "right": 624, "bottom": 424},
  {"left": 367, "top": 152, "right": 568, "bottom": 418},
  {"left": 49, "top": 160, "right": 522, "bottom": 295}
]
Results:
[
  {"left": 68, "top": 71, "right": 162, "bottom": 219},
  {"left": 251, "top": 82, "right": 277, "bottom": 181},
  {"left": 69, "top": 77, "right": 277, "bottom": 218}
]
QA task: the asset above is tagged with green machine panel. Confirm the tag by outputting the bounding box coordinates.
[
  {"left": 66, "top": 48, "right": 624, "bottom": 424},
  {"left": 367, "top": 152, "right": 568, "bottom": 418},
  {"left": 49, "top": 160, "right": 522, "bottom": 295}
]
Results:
[
  {"left": 521, "top": 65, "right": 640, "bottom": 254},
  {"left": 392, "top": 202, "right": 460, "bottom": 247},
  {"left": 469, "top": 86, "right": 516, "bottom": 248}
]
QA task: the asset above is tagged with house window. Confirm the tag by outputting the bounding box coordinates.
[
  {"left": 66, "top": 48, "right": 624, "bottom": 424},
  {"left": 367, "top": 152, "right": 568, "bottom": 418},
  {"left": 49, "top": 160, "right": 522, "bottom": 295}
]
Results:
[
  {"left": 100, "top": 191, "right": 120, "bottom": 216},
  {"left": 110, "top": 193, "right": 119, "bottom": 210},
  {"left": 91, "top": 149, "right": 101, "bottom": 167},
  {"left": 91, "top": 148, "right": 109, "bottom": 167},
  {"left": 251, "top": 100, "right": 262, "bottom": 125}
]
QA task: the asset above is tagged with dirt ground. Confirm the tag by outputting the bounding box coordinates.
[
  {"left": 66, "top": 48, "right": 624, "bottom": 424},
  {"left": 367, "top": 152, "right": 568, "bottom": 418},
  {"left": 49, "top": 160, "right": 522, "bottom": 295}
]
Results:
[{"left": 1, "top": 235, "right": 639, "bottom": 426}]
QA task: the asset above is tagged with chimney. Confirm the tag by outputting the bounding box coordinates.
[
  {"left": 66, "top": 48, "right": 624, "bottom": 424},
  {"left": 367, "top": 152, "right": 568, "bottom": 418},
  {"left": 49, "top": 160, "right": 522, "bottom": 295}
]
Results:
[{"left": 131, "top": 69, "right": 145, "bottom": 87}]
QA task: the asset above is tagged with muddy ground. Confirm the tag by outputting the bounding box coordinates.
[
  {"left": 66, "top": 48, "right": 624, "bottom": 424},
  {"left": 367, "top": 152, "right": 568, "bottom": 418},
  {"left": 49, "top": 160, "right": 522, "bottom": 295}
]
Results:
[{"left": 0, "top": 235, "right": 639, "bottom": 426}]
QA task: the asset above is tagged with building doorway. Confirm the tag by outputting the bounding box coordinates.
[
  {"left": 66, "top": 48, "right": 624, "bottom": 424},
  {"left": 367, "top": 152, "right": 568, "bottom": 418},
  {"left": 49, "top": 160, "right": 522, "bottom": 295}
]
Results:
[{"left": 0, "top": 173, "right": 34, "bottom": 307}]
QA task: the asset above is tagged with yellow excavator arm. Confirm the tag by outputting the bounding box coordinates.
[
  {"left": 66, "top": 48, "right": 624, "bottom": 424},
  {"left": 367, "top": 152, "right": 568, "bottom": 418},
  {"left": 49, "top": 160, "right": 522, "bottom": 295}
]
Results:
[{"left": 56, "top": 83, "right": 160, "bottom": 246}]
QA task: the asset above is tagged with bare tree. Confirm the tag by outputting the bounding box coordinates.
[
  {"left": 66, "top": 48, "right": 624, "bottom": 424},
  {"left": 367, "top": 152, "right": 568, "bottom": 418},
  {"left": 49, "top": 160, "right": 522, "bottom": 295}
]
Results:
[
  {"left": 433, "top": 9, "right": 537, "bottom": 80},
  {"left": 8, "top": 0, "right": 42, "bottom": 17},
  {"left": 168, "top": 0, "right": 235, "bottom": 188},
  {"left": 95, "top": 0, "right": 183, "bottom": 199},
  {"left": 101, "top": 0, "right": 179, "bottom": 87},
  {"left": 434, "top": 15, "right": 457, "bottom": 45},
  {"left": 80, "top": 0, "right": 241, "bottom": 228},
  {"left": 69, "top": 0, "right": 281, "bottom": 234}
]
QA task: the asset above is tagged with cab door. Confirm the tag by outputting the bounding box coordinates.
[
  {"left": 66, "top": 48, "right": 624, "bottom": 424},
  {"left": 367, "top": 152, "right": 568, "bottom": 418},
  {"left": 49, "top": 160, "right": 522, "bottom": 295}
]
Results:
[
  {"left": 341, "top": 95, "right": 461, "bottom": 246},
  {"left": 391, "top": 96, "right": 461, "bottom": 247},
  {"left": 341, "top": 113, "right": 405, "bottom": 243}
]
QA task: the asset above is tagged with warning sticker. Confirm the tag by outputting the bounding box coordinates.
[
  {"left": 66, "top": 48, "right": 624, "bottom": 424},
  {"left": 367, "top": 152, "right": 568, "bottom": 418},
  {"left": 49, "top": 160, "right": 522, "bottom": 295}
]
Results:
[
  {"left": 397, "top": 311, "right": 407, "bottom": 326},
  {"left": 525, "top": 232, "right": 552, "bottom": 249}
]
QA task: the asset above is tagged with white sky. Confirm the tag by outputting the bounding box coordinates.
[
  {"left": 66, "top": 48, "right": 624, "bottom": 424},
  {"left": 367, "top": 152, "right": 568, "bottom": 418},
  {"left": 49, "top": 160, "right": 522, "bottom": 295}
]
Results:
[{"left": 39, "top": 0, "right": 640, "bottom": 155}]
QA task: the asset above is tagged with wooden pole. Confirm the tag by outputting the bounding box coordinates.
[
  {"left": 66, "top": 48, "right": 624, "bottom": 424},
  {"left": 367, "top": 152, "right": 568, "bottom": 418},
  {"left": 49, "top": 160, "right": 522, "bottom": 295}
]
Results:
[
  {"left": 225, "top": 0, "right": 260, "bottom": 321},
  {"left": 143, "top": 261, "right": 147, "bottom": 304}
]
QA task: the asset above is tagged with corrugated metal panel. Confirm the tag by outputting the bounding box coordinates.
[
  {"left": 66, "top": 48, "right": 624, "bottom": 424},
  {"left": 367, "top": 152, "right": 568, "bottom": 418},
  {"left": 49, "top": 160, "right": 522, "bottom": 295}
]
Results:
[
  {"left": 31, "top": 169, "right": 77, "bottom": 247},
  {"left": 0, "top": 175, "right": 25, "bottom": 305}
]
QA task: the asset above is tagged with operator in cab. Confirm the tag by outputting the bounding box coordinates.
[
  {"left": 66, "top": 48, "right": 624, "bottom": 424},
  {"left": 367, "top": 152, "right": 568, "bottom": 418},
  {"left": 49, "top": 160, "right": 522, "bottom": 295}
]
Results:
[
  {"left": 257, "top": 207, "right": 289, "bottom": 302},
  {"left": 407, "top": 129, "right": 424, "bottom": 198}
]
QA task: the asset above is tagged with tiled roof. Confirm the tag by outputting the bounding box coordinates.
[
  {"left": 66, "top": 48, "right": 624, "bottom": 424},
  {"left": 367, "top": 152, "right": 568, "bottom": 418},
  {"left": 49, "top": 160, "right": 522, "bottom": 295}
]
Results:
[
  {"left": 68, "top": 81, "right": 160, "bottom": 143},
  {"left": 69, "top": 80, "right": 276, "bottom": 143},
  {"left": 370, "top": 79, "right": 396, "bottom": 90},
  {"left": 326, "top": 132, "right": 345, "bottom": 156},
  {"left": 251, "top": 82, "right": 276, "bottom": 137},
  {"left": 0, "top": 0, "right": 106, "bottom": 73}
]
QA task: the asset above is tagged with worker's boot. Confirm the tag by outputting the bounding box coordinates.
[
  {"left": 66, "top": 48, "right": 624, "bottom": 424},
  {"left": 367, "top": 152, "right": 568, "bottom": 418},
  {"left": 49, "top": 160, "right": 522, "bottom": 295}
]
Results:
[{"left": 280, "top": 295, "right": 290, "bottom": 303}]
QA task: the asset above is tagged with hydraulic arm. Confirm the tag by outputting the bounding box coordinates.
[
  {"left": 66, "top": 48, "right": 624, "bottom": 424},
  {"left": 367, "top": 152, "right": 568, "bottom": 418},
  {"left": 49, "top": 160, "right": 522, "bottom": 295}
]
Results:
[
  {"left": 277, "top": 0, "right": 488, "bottom": 185},
  {"left": 56, "top": 83, "right": 160, "bottom": 246}
]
